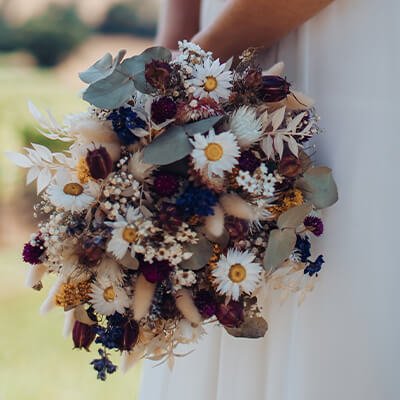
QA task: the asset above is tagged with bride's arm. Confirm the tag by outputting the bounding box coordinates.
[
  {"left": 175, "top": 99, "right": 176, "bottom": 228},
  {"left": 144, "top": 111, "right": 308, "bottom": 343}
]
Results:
[
  {"left": 193, "top": 0, "right": 333, "bottom": 60},
  {"left": 156, "top": 0, "right": 201, "bottom": 49}
]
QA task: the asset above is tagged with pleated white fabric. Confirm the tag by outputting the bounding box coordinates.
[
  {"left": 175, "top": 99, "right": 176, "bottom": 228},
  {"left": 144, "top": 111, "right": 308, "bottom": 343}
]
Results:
[{"left": 139, "top": 1, "right": 400, "bottom": 399}]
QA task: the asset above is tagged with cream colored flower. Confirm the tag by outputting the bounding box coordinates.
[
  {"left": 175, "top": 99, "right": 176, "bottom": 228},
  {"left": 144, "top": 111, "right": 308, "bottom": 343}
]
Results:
[
  {"left": 47, "top": 168, "right": 99, "bottom": 212},
  {"left": 89, "top": 278, "right": 130, "bottom": 316},
  {"left": 213, "top": 248, "right": 262, "bottom": 300},
  {"left": 105, "top": 207, "right": 154, "bottom": 260},
  {"left": 188, "top": 58, "right": 232, "bottom": 101},
  {"left": 190, "top": 129, "right": 240, "bottom": 177},
  {"left": 229, "top": 106, "right": 263, "bottom": 148}
]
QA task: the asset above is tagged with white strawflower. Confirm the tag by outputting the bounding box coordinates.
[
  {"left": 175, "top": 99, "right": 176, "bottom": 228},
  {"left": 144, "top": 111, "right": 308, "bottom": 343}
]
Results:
[
  {"left": 190, "top": 129, "right": 240, "bottom": 177},
  {"left": 212, "top": 248, "right": 262, "bottom": 300},
  {"left": 229, "top": 106, "right": 263, "bottom": 148},
  {"left": 89, "top": 278, "right": 130, "bottom": 316},
  {"left": 188, "top": 58, "right": 232, "bottom": 101},
  {"left": 47, "top": 168, "right": 99, "bottom": 212}
]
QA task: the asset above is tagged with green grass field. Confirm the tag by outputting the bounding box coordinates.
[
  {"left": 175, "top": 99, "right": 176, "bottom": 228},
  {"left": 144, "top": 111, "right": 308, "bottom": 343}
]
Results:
[{"left": 0, "top": 57, "right": 142, "bottom": 399}]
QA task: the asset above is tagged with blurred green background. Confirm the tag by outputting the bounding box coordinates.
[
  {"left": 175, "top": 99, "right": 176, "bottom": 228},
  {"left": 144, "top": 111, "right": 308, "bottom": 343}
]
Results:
[{"left": 0, "top": 0, "right": 160, "bottom": 398}]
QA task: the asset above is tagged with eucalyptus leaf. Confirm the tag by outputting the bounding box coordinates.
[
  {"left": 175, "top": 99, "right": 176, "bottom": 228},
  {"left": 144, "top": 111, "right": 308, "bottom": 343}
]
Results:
[
  {"left": 180, "top": 234, "right": 213, "bottom": 271},
  {"left": 263, "top": 229, "right": 297, "bottom": 272},
  {"left": 183, "top": 115, "right": 224, "bottom": 136},
  {"left": 122, "top": 46, "right": 172, "bottom": 76},
  {"left": 82, "top": 70, "right": 136, "bottom": 109},
  {"left": 79, "top": 52, "right": 113, "bottom": 84},
  {"left": 79, "top": 49, "right": 127, "bottom": 84},
  {"left": 295, "top": 166, "right": 338, "bottom": 209},
  {"left": 143, "top": 126, "right": 193, "bottom": 165},
  {"left": 225, "top": 316, "right": 268, "bottom": 338},
  {"left": 277, "top": 203, "right": 312, "bottom": 230}
]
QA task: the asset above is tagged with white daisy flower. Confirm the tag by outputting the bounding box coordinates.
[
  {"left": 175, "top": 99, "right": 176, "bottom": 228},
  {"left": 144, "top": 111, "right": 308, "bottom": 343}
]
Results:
[
  {"left": 89, "top": 278, "right": 130, "bottom": 316},
  {"left": 190, "top": 129, "right": 240, "bottom": 177},
  {"left": 229, "top": 106, "right": 263, "bottom": 148},
  {"left": 188, "top": 58, "right": 232, "bottom": 101},
  {"left": 47, "top": 168, "right": 99, "bottom": 212},
  {"left": 212, "top": 248, "right": 262, "bottom": 301},
  {"left": 105, "top": 207, "right": 154, "bottom": 260}
]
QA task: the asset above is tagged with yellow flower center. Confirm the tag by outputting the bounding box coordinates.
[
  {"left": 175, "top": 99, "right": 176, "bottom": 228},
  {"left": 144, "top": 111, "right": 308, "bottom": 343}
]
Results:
[
  {"left": 205, "top": 143, "right": 223, "bottom": 161},
  {"left": 228, "top": 263, "right": 247, "bottom": 283},
  {"left": 122, "top": 226, "right": 138, "bottom": 243},
  {"left": 76, "top": 157, "right": 91, "bottom": 184},
  {"left": 63, "top": 182, "right": 84, "bottom": 196},
  {"left": 103, "top": 286, "right": 116, "bottom": 302},
  {"left": 204, "top": 76, "right": 218, "bottom": 92}
]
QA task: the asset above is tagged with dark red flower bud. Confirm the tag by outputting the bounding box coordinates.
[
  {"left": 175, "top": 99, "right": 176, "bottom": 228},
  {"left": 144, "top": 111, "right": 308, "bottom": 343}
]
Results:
[
  {"left": 79, "top": 236, "right": 105, "bottom": 267},
  {"left": 72, "top": 321, "right": 96, "bottom": 350},
  {"left": 86, "top": 146, "right": 113, "bottom": 180},
  {"left": 145, "top": 60, "right": 172, "bottom": 90},
  {"left": 261, "top": 75, "right": 291, "bottom": 102},
  {"left": 140, "top": 260, "right": 173, "bottom": 283},
  {"left": 216, "top": 300, "right": 244, "bottom": 328},
  {"left": 278, "top": 153, "right": 303, "bottom": 178},
  {"left": 195, "top": 290, "right": 218, "bottom": 319},
  {"left": 151, "top": 97, "right": 177, "bottom": 125},
  {"left": 118, "top": 320, "right": 139, "bottom": 351}
]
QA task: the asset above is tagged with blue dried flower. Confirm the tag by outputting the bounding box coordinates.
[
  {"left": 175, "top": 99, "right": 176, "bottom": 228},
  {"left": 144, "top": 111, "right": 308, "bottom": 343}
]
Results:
[
  {"left": 90, "top": 349, "right": 117, "bottom": 381},
  {"left": 108, "top": 107, "right": 147, "bottom": 145},
  {"left": 176, "top": 185, "right": 218, "bottom": 217},
  {"left": 94, "top": 313, "right": 124, "bottom": 350},
  {"left": 304, "top": 255, "right": 324, "bottom": 277},
  {"left": 295, "top": 235, "right": 311, "bottom": 262}
]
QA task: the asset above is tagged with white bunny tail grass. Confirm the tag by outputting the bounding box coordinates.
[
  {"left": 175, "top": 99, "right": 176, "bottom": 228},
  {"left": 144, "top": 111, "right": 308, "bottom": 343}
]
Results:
[
  {"left": 63, "top": 309, "right": 75, "bottom": 338},
  {"left": 287, "top": 91, "right": 315, "bottom": 110},
  {"left": 264, "top": 61, "right": 285, "bottom": 76},
  {"left": 219, "top": 193, "right": 266, "bottom": 222},
  {"left": 25, "top": 263, "right": 47, "bottom": 288},
  {"left": 40, "top": 277, "right": 63, "bottom": 315},
  {"left": 120, "top": 346, "right": 145, "bottom": 374},
  {"left": 204, "top": 204, "right": 225, "bottom": 238},
  {"left": 175, "top": 288, "right": 202, "bottom": 325},
  {"left": 132, "top": 274, "right": 156, "bottom": 320}
]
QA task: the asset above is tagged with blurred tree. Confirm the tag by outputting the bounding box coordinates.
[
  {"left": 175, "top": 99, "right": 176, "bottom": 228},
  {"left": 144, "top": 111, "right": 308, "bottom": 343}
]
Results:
[
  {"left": 98, "top": 2, "right": 156, "bottom": 37},
  {"left": 20, "top": 5, "right": 90, "bottom": 67},
  {"left": 0, "top": 15, "right": 21, "bottom": 51}
]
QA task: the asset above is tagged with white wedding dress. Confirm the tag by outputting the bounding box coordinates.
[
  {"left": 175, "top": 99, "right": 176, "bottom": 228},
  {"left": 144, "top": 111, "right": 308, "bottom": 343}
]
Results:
[{"left": 139, "top": 1, "right": 400, "bottom": 399}]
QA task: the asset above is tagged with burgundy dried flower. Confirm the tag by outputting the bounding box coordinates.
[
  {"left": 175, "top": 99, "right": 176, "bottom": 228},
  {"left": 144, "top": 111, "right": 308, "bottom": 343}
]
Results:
[
  {"left": 72, "top": 321, "right": 97, "bottom": 350},
  {"left": 238, "top": 150, "right": 261, "bottom": 173},
  {"left": 261, "top": 75, "right": 291, "bottom": 102},
  {"left": 151, "top": 97, "right": 177, "bottom": 124},
  {"left": 86, "top": 146, "right": 113, "bottom": 180},
  {"left": 225, "top": 217, "right": 249, "bottom": 242},
  {"left": 304, "top": 216, "right": 324, "bottom": 237},
  {"left": 194, "top": 290, "right": 218, "bottom": 318},
  {"left": 22, "top": 237, "right": 45, "bottom": 264},
  {"left": 244, "top": 69, "right": 263, "bottom": 88},
  {"left": 145, "top": 60, "right": 172, "bottom": 90},
  {"left": 118, "top": 320, "right": 139, "bottom": 351},
  {"left": 216, "top": 300, "right": 244, "bottom": 328},
  {"left": 153, "top": 173, "right": 180, "bottom": 197},
  {"left": 278, "top": 153, "right": 303, "bottom": 178},
  {"left": 140, "top": 260, "right": 173, "bottom": 283}
]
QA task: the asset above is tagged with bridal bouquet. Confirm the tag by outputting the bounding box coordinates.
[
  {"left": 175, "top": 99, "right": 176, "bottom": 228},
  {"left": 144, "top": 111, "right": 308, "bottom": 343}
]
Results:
[{"left": 8, "top": 41, "right": 337, "bottom": 379}]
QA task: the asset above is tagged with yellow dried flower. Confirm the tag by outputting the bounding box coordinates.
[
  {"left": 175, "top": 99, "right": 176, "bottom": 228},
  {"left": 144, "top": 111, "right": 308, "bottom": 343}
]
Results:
[
  {"left": 269, "top": 189, "right": 304, "bottom": 216},
  {"left": 76, "top": 157, "right": 91, "bottom": 184},
  {"left": 55, "top": 280, "right": 92, "bottom": 309}
]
